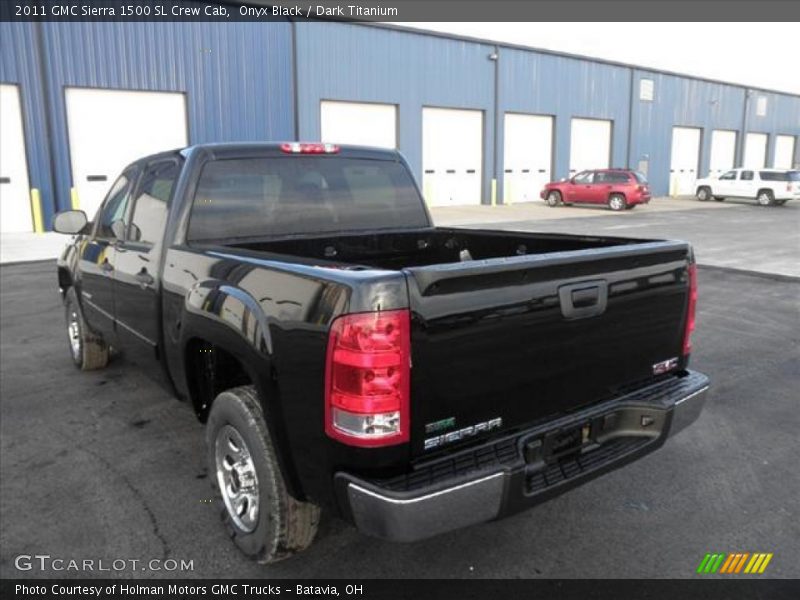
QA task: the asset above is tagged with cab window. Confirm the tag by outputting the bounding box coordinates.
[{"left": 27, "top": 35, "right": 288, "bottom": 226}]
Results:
[
  {"left": 719, "top": 171, "right": 737, "bottom": 180},
  {"left": 129, "top": 160, "right": 179, "bottom": 246},
  {"left": 96, "top": 169, "right": 136, "bottom": 239},
  {"left": 740, "top": 171, "right": 754, "bottom": 181},
  {"left": 573, "top": 171, "right": 594, "bottom": 184}
]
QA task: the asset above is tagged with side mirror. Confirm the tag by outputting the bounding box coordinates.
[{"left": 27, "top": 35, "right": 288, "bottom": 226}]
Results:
[
  {"left": 110, "top": 220, "right": 127, "bottom": 240},
  {"left": 53, "top": 210, "right": 88, "bottom": 235}
]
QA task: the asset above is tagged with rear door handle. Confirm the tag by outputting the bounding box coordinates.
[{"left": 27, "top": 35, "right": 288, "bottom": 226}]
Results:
[{"left": 558, "top": 280, "right": 608, "bottom": 320}]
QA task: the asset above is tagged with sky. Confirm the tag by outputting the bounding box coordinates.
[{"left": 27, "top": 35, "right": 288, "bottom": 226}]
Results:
[{"left": 394, "top": 23, "right": 800, "bottom": 95}]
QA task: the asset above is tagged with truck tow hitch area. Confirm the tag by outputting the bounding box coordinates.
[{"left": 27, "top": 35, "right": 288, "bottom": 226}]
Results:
[{"left": 521, "top": 406, "right": 668, "bottom": 493}]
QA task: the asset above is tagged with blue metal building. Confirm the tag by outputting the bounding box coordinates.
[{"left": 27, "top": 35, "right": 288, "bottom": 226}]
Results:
[{"left": 1, "top": 19, "right": 799, "bottom": 231}]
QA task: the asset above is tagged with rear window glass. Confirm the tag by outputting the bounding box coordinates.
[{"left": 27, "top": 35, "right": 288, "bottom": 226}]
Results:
[
  {"left": 187, "top": 157, "right": 429, "bottom": 242},
  {"left": 759, "top": 171, "right": 793, "bottom": 182},
  {"left": 597, "top": 172, "right": 630, "bottom": 183},
  {"left": 789, "top": 171, "right": 800, "bottom": 182},
  {"left": 633, "top": 171, "right": 648, "bottom": 184}
]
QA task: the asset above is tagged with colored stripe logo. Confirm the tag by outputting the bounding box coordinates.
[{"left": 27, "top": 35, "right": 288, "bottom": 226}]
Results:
[{"left": 696, "top": 552, "right": 773, "bottom": 574}]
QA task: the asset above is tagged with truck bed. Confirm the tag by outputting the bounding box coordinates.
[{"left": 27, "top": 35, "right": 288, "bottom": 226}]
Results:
[
  {"left": 228, "top": 228, "right": 646, "bottom": 270},
  {"left": 222, "top": 227, "right": 693, "bottom": 460}
]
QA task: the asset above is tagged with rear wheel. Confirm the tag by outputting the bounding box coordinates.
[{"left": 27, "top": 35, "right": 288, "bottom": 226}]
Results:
[
  {"left": 756, "top": 190, "right": 775, "bottom": 206},
  {"left": 64, "top": 288, "right": 108, "bottom": 371},
  {"left": 545, "top": 191, "right": 562, "bottom": 207},
  {"left": 608, "top": 194, "right": 627, "bottom": 211},
  {"left": 207, "top": 385, "right": 319, "bottom": 563},
  {"left": 696, "top": 187, "right": 711, "bottom": 201}
]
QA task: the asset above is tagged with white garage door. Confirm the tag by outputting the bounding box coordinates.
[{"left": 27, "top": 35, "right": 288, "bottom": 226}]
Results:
[
  {"left": 670, "top": 127, "right": 701, "bottom": 196},
  {"left": 320, "top": 101, "right": 396, "bottom": 149},
  {"left": 503, "top": 113, "right": 553, "bottom": 203},
  {"left": 773, "top": 135, "right": 796, "bottom": 169},
  {"left": 0, "top": 84, "right": 33, "bottom": 233},
  {"left": 422, "top": 107, "right": 483, "bottom": 207},
  {"left": 66, "top": 88, "right": 187, "bottom": 219},
  {"left": 569, "top": 118, "right": 611, "bottom": 175},
  {"left": 709, "top": 130, "right": 737, "bottom": 176},
  {"left": 743, "top": 133, "right": 768, "bottom": 169}
]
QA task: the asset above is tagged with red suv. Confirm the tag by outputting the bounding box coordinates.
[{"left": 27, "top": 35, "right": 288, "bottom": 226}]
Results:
[{"left": 540, "top": 169, "right": 651, "bottom": 211}]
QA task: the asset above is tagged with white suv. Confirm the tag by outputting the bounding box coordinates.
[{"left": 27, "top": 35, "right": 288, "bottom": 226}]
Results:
[{"left": 694, "top": 168, "right": 799, "bottom": 206}]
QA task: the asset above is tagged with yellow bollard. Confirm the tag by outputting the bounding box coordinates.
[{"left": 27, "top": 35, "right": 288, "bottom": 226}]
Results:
[
  {"left": 70, "top": 187, "right": 80, "bottom": 210},
  {"left": 30, "top": 188, "right": 44, "bottom": 234}
]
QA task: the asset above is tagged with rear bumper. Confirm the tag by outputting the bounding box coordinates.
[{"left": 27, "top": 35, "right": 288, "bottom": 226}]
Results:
[{"left": 336, "top": 370, "right": 709, "bottom": 542}]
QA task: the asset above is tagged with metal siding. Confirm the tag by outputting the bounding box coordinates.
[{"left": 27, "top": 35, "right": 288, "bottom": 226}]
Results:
[
  {"left": 0, "top": 22, "right": 56, "bottom": 221},
  {"left": 295, "top": 22, "right": 496, "bottom": 202},
  {"left": 40, "top": 21, "right": 294, "bottom": 220},
  {"left": 498, "top": 48, "right": 632, "bottom": 199},
  {"left": 746, "top": 91, "right": 800, "bottom": 167},
  {"left": 630, "top": 70, "right": 746, "bottom": 195}
]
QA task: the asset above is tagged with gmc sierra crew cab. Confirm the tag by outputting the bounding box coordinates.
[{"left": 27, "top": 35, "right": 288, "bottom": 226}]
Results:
[{"left": 54, "top": 142, "right": 709, "bottom": 563}]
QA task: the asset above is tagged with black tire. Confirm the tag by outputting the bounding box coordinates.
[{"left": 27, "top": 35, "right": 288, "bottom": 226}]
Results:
[
  {"left": 696, "top": 187, "right": 711, "bottom": 201},
  {"left": 756, "top": 189, "right": 775, "bottom": 207},
  {"left": 64, "top": 288, "right": 108, "bottom": 371},
  {"left": 608, "top": 193, "right": 627, "bottom": 211},
  {"left": 206, "top": 385, "right": 319, "bottom": 564},
  {"left": 713, "top": 197, "right": 725, "bottom": 202},
  {"left": 545, "top": 191, "right": 562, "bottom": 207}
]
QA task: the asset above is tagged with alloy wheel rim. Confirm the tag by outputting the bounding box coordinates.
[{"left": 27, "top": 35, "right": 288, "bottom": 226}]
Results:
[
  {"left": 68, "top": 312, "right": 81, "bottom": 360},
  {"left": 215, "top": 424, "right": 260, "bottom": 533}
]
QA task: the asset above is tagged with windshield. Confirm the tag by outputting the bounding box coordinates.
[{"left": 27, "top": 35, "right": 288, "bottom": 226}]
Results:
[{"left": 187, "top": 157, "right": 430, "bottom": 242}]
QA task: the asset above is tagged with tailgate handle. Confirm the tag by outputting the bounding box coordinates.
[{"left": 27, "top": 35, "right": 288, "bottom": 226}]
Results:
[{"left": 559, "top": 280, "right": 608, "bottom": 320}]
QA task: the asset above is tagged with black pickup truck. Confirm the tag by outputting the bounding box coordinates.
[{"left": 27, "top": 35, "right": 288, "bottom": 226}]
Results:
[{"left": 54, "top": 142, "right": 709, "bottom": 563}]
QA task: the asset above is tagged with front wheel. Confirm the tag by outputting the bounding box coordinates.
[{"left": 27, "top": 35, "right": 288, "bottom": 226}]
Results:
[
  {"left": 757, "top": 190, "right": 775, "bottom": 206},
  {"left": 64, "top": 288, "right": 108, "bottom": 371},
  {"left": 207, "top": 385, "right": 320, "bottom": 564},
  {"left": 545, "top": 191, "right": 562, "bottom": 207},
  {"left": 608, "top": 194, "right": 627, "bottom": 211},
  {"left": 696, "top": 187, "right": 711, "bottom": 201}
]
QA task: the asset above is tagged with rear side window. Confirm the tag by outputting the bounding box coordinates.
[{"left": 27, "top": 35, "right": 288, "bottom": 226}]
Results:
[
  {"left": 187, "top": 157, "right": 429, "bottom": 242},
  {"left": 600, "top": 172, "right": 631, "bottom": 183},
  {"left": 130, "top": 160, "right": 179, "bottom": 245},
  {"left": 789, "top": 172, "right": 800, "bottom": 182},
  {"left": 740, "top": 171, "right": 754, "bottom": 181},
  {"left": 759, "top": 171, "right": 791, "bottom": 182}
]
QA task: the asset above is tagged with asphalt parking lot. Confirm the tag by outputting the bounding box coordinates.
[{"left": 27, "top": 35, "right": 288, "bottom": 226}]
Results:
[{"left": 1, "top": 199, "right": 798, "bottom": 579}]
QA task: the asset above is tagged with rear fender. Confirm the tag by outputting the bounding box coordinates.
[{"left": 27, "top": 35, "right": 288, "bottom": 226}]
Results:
[{"left": 180, "top": 280, "right": 305, "bottom": 498}]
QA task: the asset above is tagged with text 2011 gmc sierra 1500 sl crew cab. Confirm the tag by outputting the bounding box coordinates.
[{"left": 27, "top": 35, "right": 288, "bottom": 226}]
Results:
[{"left": 54, "top": 143, "right": 709, "bottom": 563}]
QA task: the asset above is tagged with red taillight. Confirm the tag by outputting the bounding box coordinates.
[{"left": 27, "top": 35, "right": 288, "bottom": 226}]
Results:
[
  {"left": 325, "top": 309, "right": 410, "bottom": 447},
  {"left": 683, "top": 263, "right": 698, "bottom": 356},
  {"left": 280, "top": 142, "right": 340, "bottom": 154}
]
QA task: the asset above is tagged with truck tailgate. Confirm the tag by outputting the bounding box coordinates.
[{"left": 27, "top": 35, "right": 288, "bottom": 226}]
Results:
[{"left": 403, "top": 241, "right": 692, "bottom": 459}]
